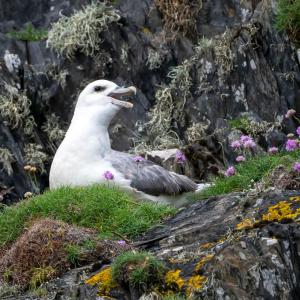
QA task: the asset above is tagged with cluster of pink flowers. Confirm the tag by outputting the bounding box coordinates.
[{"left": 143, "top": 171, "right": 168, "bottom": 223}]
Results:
[
  {"left": 103, "top": 171, "right": 114, "bottom": 180},
  {"left": 175, "top": 150, "right": 187, "bottom": 164},
  {"left": 225, "top": 166, "right": 235, "bottom": 177},
  {"left": 268, "top": 147, "right": 278, "bottom": 154},
  {"left": 236, "top": 155, "right": 246, "bottom": 163},
  {"left": 293, "top": 162, "right": 300, "bottom": 173},
  {"left": 231, "top": 135, "right": 256, "bottom": 152}
]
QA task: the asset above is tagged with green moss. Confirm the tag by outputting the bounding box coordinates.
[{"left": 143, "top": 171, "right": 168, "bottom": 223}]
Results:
[
  {"left": 0, "top": 185, "right": 175, "bottom": 246},
  {"left": 6, "top": 23, "right": 47, "bottom": 41},
  {"left": 47, "top": 1, "right": 120, "bottom": 58},
  {"left": 111, "top": 251, "right": 166, "bottom": 291},
  {"left": 65, "top": 244, "right": 81, "bottom": 265},
  {"left": 276, "top": 0, "right": 300, "bottom": 45},
  {"left": 228, "top": 117, "right": 251, "bottom": 132},
  {"left": 194, "top": 150, "right": 300, "bottom": 199},
  {"left": 29, "top": 266, "right": 56, "bottom": 290}
]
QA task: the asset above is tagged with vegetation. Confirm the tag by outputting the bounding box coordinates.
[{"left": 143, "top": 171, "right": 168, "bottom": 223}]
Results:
[
  {"left": 196, "top": 150, "right": 300, "bottom": 199},
  {"left": 276, "top": 0, "right": 300, "bottom": 45},
  {"left": 6, "top": 23, "right": 47, "bottom": 41},
  {"left": 24, "top": 143, "right": 48, "bottom": 174},
  {"left": 47, "top": 1, "right": 120, "bottom": 58},
  {"left": 0, "top": 148, "right": 15, "bottom": 175},
  {"left": 0, "top": 185, "right": 175, "bottom": 246},
  {"left": 111, "top": 251, "right": 166, "bottom": 291},
  {"left": 154, "top": 0, "right": 202, "bottom": 35}
]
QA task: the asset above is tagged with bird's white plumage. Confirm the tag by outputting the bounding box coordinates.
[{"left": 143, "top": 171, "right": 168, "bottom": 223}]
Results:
[{"left": 50, "top": 80, "right": 201, "bottom": 202}]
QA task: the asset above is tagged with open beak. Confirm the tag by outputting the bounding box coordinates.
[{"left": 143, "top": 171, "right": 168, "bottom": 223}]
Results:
[{"left": 108, "top": 86, "right": 136, "bottom": 108}]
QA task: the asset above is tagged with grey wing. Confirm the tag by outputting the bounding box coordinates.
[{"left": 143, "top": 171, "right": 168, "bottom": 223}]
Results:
[{"left": 107, "top": 150, "right": 197, "bottom": 196}]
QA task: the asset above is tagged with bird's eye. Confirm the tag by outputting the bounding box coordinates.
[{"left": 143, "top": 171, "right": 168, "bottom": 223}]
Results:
[{"left": 94, "top": 86, "right": 105, "bottom": 92}]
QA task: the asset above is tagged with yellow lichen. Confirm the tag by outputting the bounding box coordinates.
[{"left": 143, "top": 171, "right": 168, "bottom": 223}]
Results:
[
  {"left": 199, "top": 242, "right": 215, "bottom": 250},
  {"left": 85, "top": 267, "right": 117, "bottom": 296},
  {"left": 235, "top": 218, "right": 256, "bottom": 230},
  {"left": 262, "top": 201, "right": 300, "bottom": 222},
  {"left": 195, "top": 254, "right": 214, "bottom": 272},
  {"left": 186, "top": 275, "right": 207, "bottom": 296},
  {"left": 165, "top": 269, "right": 185, "bottom": 290}
]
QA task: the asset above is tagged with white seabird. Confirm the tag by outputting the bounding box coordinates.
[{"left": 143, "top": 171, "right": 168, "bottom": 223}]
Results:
[{"left": 50, "top": 80, "right": 203, "bottom": 204}]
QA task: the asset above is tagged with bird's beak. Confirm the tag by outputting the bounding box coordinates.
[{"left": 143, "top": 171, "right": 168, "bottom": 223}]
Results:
[{"left": 108, "top": 86, "right": 136, "bottom": 108}]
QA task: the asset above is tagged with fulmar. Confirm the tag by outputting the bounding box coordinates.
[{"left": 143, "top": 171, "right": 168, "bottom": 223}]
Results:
[{"left": 49, "top": 80, "right": 205, "bottom": 204}]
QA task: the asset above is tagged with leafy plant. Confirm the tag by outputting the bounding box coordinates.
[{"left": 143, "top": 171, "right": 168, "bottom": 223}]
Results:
[{"left": 6, "top": 23, "right": 48, "bottom": 41}]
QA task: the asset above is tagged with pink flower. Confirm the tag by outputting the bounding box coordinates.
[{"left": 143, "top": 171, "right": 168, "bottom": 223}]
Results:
[
  {"left": 225, "top": 166, "right": 235, "bottom": 177},
  {"left": 240, "top": 135, "right": 253, "bottom": 144},
  {"left": 103, "top": 171, "right": 114, "bottom": 180},
  {"left": 285, "top": 109, "right": 296, "bottom": 118},
  {"left": 236, "top": 155, "right": 246, "bottom": 162},
  {"left": 230, "top": 140, "right": 241, "bottom": 149},
  {"left": 285, "top": 139, "right": 297, "bottom": 151},
  {"left": 176, "top": 150, "right": 186, "bottom": 164},
  {"left": 133, "top": 156, "right": 145, "bottom": 163},
  {"left": 268, "top": 147, "right": 278, "bottom": 154},
  {"left": 243, "top": 140, "right": 256, "bottom": 149},
  {"left": 296, "top": 127, "right": 300, "bottom": 136},
  {"left": 117, "top": 240, "right": 127, "bottom": 246},
  {"left": 293, "top": 162, "right": 300, "bottom": 172}
]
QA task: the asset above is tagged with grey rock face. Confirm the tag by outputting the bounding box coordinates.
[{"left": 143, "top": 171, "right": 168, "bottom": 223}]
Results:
[{"left": 0, "top": 0, "right": 299, "bottom": 200}]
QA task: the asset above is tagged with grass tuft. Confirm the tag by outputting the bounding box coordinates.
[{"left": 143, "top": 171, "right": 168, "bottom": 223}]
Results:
[
  {"left": 0, "top": 185, "right": 175, "bottom": 246},
  {"left": 6, "top": 23, "right": 47, "bottom": 41},
  {"left": 195, "top": 150, "right": 300, "bottom": 199}
]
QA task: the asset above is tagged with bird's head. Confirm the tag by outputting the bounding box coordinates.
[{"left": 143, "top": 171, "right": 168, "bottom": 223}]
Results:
[{"left": 75, "top": 80, "right": 136, "bottom": 125}]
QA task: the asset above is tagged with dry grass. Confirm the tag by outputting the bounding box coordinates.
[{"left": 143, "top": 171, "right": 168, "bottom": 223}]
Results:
[
  {"left": 154, "top": 0, "right": 202, "bottom": 35},
  {"left": 0, "top": 219, "right": 130, "bottom": 289}
]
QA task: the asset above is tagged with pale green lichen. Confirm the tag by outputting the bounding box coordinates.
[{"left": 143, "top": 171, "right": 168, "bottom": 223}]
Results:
[
  {"left": 24, "top": 144, "right": 48, "bottom": 174},
  {"left": 0, "top": 147, "right": 15, "bottom": 175},
  {"left": 0, "top": 84, "right": 35, "bottom": 135},
  {"left": 47, "top": 1, "right": 120, "bottom": 59},
  {"left": 185, "top": 122, "right": 208, "bottom": 143},
  {"left": 41, "top": 113, "right": 66, "bottom": 152},
  {"left": 147, "top": 49, "right": 164, "bottom": 70}
]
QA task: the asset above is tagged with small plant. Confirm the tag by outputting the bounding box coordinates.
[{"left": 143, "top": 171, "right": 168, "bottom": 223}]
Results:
[
  {"left": 146, "top": 49, "right": 164, "bottom": 70},
  {"left": 154, "top": 0, "right": 202, "bottom": 35},
  {"left": 0, "top": 282, "right": 20, "bottom": 298},
  {"left": 6, "top": 23, "right": 48, "bottom": 41},
  {"left": 24, "top": 143, "right": 48, "bottom": 174},
  {"left": 47, "top": 1, "right": 120, "bottom": 58},
  {"left": 41, "top": 113, "right": 66, "bottom": 152},
  {"left": 65, "top": 244, "right": 81, "bottom": 265},
  {"left": 276, "top": 0, "right": 300, "bottom": 45},
  {"left": 0, "top": 148, "right": 15, "bottom": 175},
  {"left": 0, "top": 85, "right": 35, "bottom": 135},
  {"left": 111, "top": 251, "right": 166, "bottom": 292},
  {"left": 29, "top": 266, "right": 56, "bottom": 290}
]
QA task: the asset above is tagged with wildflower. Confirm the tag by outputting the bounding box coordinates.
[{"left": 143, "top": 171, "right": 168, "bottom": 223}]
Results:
[
  {"left": 133, "top": 156, "right": 145, "bottom": 163},
  {"left": 285, "top": 109, "right": 296, "bottom": 118},
  {"left": 243, "top": 140, "right": 256, "bottom": 149},
  {"left": 293, "top": 162, "right": 300, "bottom": 173},
  {"left": 240, "top": 135, "right": 253, "bottom": 145},
  {"left": 103, "top": 171, "right": 114, "bottom": 180},
  {"left": 230, "top": 140, "right": 241, "bottom": 149},
  {"left": 285, "top": 139, "right": 297, "bottom": 151},
  {"left": 117, "top": 240, "right": 127, "bottom": 246},
  {"left": 175, "top": 150, "right": 186, "bottom": 164},
  {"left": 268, "top": 147, "right": 278, "bottom": 154},
  {"left": 236, "top": 155, "right": 246, "bottom": 162},
  {"left": 297, "top": 127, "right": 300, "bottom": 136},
  {"left": 225, "top": 166, "right": 235, "bottom": 177}
]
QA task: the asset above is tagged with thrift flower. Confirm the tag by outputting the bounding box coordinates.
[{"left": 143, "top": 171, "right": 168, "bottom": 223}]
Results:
[
  {"left": 225, "top": 166, "right": 235, "bottom": 177},
  {"left": 293, "top": 162, "right": 300, "bottom": 173},
  {"left": 103, "top": 171, "right": 114, "bottom": 180},
  {"left": 268, "top": 147, "right": 278, "bottom": 154},
  {"left": 176, "top": 150, "right": 186, "bottom": 164},
  {"left": 133, "top": 156, "right": 145, "bottom": 163},
  {"left": 117, "top": 240, "right": 127, "bottom": 246},
  {"left": 285, "top": 139, "right": 297, "bottom": 151},
  {"left": 240, "top": 135, "right": 253, "bottom": 145},
  {"left": 230, "top": 140, "right": 241, "bottom": 149},
  {"left": 236, "top": 155, "right": 246, "bottom": 162},
  {"left": 285, "top": 109, "right": 296, "bottom": 118},
  {"left": 297, "top": 127, "right": 300, "bottom": 136},
  {"left": 243, "top": 140, "right": 256, "bottom": 149}
]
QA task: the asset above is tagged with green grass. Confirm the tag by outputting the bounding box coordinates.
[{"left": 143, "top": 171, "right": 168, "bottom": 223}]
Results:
[
  {"left": 276, "top": 0, "right": 300, "bottom": 44},
  {"left": 0, "top": 185, "right": 175, "bottom": 246},
  {"left": 6, "top": 23, "right": 47, "bottom": 41},
  {"left": 111, "top": 251, "right": 166, "bottom": 290},
  {"left": 195, "top": 150, "right": 300, "bottom": 199},
  {"left": 228, "top": 117, "right": 250, "bottom": 132}
]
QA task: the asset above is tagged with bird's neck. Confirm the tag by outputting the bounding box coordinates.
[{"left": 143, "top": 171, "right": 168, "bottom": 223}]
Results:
[{"left": 64, "top": 106, "right": 118, "bottom": 158}]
